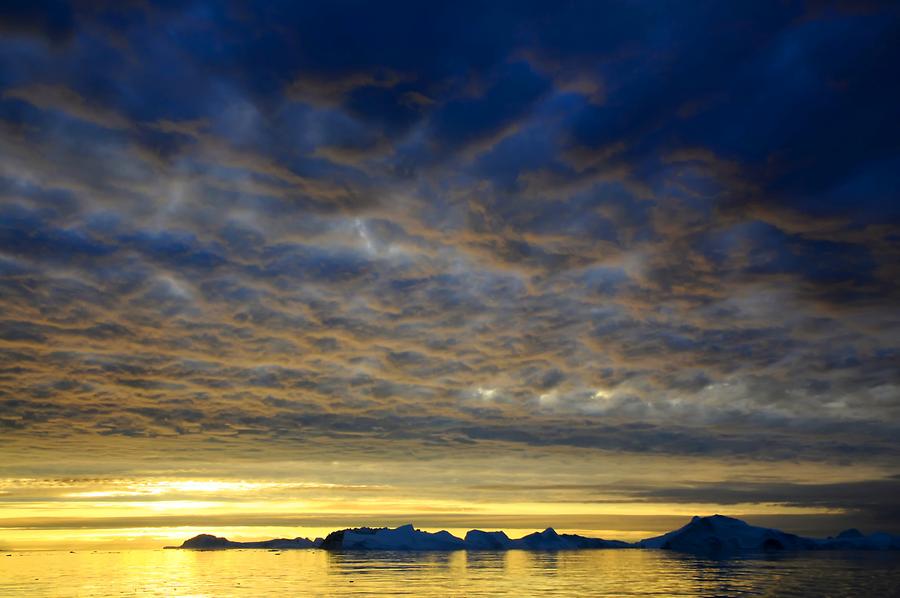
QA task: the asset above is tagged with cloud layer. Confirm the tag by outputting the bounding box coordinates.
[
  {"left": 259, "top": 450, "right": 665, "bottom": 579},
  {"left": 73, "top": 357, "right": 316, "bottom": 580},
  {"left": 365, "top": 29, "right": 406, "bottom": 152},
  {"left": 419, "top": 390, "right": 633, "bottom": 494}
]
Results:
[{"left": 1, "top": 1, "right": 899, "bottom": 537}]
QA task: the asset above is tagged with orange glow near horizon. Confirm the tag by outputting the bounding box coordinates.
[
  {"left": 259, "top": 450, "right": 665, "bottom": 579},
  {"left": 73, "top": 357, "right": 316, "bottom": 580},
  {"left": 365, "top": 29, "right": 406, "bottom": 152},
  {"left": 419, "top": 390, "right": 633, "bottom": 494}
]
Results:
[{"left": 0, "top": 454, "right": 878, "bottom": 550}]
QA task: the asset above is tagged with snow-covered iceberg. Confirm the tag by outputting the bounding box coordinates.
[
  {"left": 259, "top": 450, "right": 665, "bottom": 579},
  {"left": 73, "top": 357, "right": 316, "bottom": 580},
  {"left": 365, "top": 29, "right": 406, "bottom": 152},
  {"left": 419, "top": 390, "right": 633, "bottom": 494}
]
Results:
[
  {"left": 169, "top": 516, "right": 900, "bottom": 553},
  {"left": 321, "top": 524, "right": 465, "bottom": 550},
  {"left": 816, "top": 528, "right": 900, "bottom": 550},
  {"left": 464, "top": 530, "right": 513, "bottom": 549},
  {"left": 512, "top": 527, "right": 631, "bottom": 550},
  {"left": 320, "top": 524, "right": 629, "bottom": 550},
  {"left": 639, "top": 515, "right": 813, "bottom": 553},
  {"left": 637, "top": 515, "right": 900, "bottom": 554}
]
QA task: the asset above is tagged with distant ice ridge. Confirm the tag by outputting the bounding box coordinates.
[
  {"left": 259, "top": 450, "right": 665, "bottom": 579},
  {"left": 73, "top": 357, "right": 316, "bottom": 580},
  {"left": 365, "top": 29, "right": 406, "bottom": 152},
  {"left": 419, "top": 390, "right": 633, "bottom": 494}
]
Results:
[
  {"left": 173, "top": 525, "right": 627, "bottom": 552},
  {"left": 313, "top": 525, "right": 631, "bottom": 551},
  {"left": 817, "top": 528, "right": 900, "bottom": 551},
  {"left": 170, "top": 516, "right": 900, "bottom": 553},
  {"left": 639, "top": 515, "right": 900, "bottom": 553},
  {"left": 176, "top": 534, "right": 321, "bottom": 550}
]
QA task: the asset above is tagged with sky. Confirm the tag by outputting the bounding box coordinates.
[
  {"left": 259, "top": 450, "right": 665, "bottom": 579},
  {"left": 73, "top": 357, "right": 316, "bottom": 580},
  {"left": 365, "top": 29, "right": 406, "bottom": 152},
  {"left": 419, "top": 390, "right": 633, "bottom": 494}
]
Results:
[{"left": 0, "top": 1, "right": 899, "bottom": 550}]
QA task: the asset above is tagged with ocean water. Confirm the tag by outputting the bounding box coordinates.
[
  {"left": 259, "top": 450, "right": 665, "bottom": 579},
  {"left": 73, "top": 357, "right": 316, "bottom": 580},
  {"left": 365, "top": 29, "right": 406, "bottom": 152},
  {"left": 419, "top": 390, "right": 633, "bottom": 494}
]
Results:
[{"left": 2, "top": 548, "right": 899, "bottom": 597}]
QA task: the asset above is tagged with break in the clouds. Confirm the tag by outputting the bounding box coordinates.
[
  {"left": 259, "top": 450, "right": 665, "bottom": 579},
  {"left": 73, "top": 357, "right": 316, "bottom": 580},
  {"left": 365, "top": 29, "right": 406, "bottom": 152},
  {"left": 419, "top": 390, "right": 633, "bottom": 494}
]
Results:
[{"left": 1, "top": 1, "right": 899, "bottom": 539}]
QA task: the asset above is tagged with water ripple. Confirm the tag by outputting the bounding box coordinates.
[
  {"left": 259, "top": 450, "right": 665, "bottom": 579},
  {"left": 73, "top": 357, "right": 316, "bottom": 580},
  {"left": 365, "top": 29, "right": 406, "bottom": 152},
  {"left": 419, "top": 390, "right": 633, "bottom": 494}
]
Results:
[{"left": 1, "top": 549, "right": 898, "bottom": 597}]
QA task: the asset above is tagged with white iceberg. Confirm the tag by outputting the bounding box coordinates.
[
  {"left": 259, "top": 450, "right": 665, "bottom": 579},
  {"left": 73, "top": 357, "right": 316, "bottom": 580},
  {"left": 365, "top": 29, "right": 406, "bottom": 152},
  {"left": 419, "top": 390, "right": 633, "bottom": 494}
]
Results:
[
  {"left": 464, "top": 530, "right": 513, "bottom": 549},
  {"left": 324, "top": 524, "right": 466, "bottom": 550},
  {"left": 512, "top": 527, "right": 631, "bottom": 550},
  {"left": 639, "top": 515, "right": 811, "bottom": 553},
  {"left": 170, "top": 516, "right": 900, "bottom": 553},
  {"left": 816, "top": 528, "right": 900, "bottom": 550}
]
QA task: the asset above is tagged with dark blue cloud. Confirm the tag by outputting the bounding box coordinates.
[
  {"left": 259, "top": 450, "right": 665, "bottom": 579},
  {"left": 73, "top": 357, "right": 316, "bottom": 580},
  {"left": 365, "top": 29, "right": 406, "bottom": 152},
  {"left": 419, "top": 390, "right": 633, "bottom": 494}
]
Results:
[
  {"left": 0, "top": 0, "right": 74, "bottom": 45},
  {"left": 122, "top": 230, "right": 226, "bottom": 272},
  {"left": 0, "top": 0, "right": 898, "bottom": 474},
  {"left": 430, "top": 62, "right": 551, "bottom": 152},
  {"left": 0, "top": 206, "right": 113, "bottom": 261}
]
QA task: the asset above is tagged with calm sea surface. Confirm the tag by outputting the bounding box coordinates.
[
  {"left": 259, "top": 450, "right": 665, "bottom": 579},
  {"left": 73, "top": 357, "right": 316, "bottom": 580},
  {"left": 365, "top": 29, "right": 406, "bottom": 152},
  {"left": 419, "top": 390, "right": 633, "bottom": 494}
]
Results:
[{"left": 2, "top": 548, "right": 899, "bottom": 597}]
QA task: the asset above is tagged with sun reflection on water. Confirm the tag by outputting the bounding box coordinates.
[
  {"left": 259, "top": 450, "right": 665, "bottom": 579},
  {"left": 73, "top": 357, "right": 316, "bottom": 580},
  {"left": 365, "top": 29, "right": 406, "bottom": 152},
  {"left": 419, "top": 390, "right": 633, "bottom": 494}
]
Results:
[{"left": 6, "top": 548, "right": 895, "bottom": 597}]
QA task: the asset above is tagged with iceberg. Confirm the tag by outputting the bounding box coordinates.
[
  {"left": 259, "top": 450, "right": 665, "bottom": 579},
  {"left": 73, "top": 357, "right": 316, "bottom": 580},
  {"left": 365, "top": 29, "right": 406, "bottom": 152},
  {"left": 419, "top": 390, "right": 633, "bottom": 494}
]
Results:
[
  {"left": 321, "top": 524, "right": 628, "bottom": 550},
  {"left": 464, "top": 530, "right": 513, "bottom": 549},
  {"left": 170, "top": 533, "right": 318, "bottom": 550},
  {"left": 512, "top": 527, "right": 631, "bottom": 550},
  {"left": 639, "top": 514, "right": 813, "bottom": 553},
  {"left": 817, "top": 529, "right": 900, "bottom": 551},
  {"left": 321, "top": 524, "right": 465, "bottom": 550},
  {"left": 168, "top": 516, "right": 900, "bottom": 553}
]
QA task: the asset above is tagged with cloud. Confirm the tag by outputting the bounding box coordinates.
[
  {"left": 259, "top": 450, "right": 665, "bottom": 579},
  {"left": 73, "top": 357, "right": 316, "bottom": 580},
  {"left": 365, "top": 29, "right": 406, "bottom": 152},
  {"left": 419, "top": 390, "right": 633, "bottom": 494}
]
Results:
[
  {"left": 0, "top": 0, "right": 74, "bottom": 45},
  {"left": 0, "top": 1, "right": 897, "bottom": 524}
]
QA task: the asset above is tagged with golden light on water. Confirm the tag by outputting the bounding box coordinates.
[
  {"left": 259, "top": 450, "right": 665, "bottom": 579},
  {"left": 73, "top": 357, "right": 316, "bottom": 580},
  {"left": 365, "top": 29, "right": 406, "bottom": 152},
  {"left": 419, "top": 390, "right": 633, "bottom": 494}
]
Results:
[{"left": 4, "top": 543, "right": 897, "bottom": 596}]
